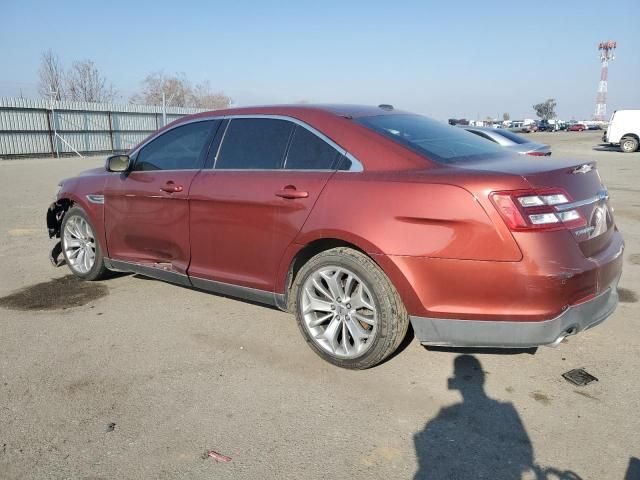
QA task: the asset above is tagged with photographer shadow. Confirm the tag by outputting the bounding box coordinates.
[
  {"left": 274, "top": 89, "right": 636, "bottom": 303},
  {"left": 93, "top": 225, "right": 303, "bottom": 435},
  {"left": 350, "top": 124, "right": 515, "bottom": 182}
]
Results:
[{"left": 413, "top": 355, "right": 582, "bottom": 480}]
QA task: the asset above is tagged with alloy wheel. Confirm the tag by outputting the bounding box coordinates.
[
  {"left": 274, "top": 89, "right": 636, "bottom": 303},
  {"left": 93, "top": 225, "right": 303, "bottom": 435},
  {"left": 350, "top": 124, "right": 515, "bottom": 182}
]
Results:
[
  {"left": 301, "top": 266, "right": 378, "bottom": 359},
  {"left": 63, "top": 215, "right": 96, "bottom": 274}
]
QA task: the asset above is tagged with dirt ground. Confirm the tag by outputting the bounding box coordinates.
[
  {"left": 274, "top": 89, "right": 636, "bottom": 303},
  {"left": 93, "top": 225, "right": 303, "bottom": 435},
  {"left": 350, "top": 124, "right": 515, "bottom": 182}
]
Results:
[{"left": 1, "top": 130, "right": 639, "bottom": 479}]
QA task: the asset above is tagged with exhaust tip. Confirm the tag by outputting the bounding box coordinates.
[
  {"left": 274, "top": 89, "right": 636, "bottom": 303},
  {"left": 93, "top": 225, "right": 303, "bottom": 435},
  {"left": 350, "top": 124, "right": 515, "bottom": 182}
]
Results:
[{"left": 549, "top": 326, "right": 579, "bottom": 347}]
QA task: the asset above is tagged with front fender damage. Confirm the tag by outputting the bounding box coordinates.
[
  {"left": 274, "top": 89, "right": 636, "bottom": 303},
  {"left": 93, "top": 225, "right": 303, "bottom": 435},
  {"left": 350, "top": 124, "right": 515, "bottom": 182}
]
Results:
[{"left": 47, "top": 199, "right": 72, "bottom": 267}]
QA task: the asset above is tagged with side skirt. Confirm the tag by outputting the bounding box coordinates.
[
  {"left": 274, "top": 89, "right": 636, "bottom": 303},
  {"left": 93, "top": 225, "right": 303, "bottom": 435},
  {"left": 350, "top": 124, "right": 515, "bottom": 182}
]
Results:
[{"left": 104, "top": 258, "right": 286, "bottom": 310}]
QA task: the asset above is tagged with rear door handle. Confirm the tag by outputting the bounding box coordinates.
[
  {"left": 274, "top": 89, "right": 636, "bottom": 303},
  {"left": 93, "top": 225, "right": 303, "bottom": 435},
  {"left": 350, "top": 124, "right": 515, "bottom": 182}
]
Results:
[
  {"left": 275, "top": 186, "right": 309, "bottom": 199},
  {"left": 160, "top": 181, "right": 183, "bottom": 193}
]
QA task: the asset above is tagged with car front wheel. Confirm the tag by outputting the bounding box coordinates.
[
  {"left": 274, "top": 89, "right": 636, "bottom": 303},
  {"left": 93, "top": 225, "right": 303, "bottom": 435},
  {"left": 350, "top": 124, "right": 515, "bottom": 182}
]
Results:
[
  {"left": 292, "top": 247, "right": 409, "bottom": 369},
  {"left": 61, "top": 206, "right": 109, "bottom": 280}
]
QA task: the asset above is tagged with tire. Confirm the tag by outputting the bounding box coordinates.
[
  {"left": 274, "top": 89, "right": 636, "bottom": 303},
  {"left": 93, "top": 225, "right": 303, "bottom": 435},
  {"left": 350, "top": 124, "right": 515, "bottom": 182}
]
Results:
[
  {"left": 620, "top": 136, "right": 639, "bottom": 153},
  {"left": 291, "top": 247, "right": 409, "bottom": 369},
  {"left": 61, "top": 206, "right": 109, "bottom": 281}
]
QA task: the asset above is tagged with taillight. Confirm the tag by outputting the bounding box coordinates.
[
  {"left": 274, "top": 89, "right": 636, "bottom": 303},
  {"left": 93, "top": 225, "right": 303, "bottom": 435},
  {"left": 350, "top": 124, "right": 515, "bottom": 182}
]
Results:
[
  {"left": 490, "top": 189, "right": 587, "bottom": 231},
  {"left": 526, "top": 151, "right": 551, "bottom": 156}
]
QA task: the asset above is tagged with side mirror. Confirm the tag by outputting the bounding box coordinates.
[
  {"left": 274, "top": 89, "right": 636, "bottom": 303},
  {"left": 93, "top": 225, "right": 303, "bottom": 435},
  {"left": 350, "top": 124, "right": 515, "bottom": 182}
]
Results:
[{"left": 106, "top": 154, "right": 131, "bottom": 172}]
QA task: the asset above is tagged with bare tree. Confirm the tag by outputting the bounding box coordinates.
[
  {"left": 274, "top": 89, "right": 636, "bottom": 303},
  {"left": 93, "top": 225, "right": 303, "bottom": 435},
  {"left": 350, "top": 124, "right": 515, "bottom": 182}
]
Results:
[
  {"left": 38, "top": 50, "right": 65, "bottom": 100},
  {"left": 502, "top": 112, "right": 510, "bottom": 121},
  {"left": 533, "top": 99, "right": 557, "bottom": 121},
  {"left": 130, "top": 72, "right": 191, "bottom": 107},
  {"left": 66, "top": 60, "right": 117, "bottom": 103},
  {"left": 131, "top": 72, "right": 231, "bottom": 109},
  {"left": 190, "top": 81, "right": 231, "bottom": 109}
]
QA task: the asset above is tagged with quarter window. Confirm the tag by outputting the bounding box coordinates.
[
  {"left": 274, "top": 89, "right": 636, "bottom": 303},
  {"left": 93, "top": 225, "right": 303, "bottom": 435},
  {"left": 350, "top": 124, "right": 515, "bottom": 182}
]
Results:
[
  {"left": 216, "top": 118, "right": 294, "bottom": 170},
  {"left": 134, "top": 121, "right": 217, "bottom": 171},
  {"left": 284, "top": 126, "right": 341, "bottom": 170}
]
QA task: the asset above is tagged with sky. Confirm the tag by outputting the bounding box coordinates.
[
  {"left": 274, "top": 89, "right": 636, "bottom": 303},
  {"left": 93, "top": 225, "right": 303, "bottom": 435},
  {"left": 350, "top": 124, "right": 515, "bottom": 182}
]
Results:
[{"left": 1, "top": 0, "right": 639, "bottom": 121}]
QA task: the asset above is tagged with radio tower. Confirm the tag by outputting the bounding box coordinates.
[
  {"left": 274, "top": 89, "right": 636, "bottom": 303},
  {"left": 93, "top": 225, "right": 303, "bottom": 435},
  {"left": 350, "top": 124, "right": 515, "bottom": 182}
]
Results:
[{"left": 593, "top": 40, "right": 616, "bottom": 121}]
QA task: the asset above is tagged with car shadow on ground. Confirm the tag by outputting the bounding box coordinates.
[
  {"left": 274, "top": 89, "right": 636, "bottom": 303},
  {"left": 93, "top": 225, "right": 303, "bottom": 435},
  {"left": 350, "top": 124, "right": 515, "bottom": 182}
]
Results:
[
  {"left": 413, "top": 354, "right": 583, "bottom": 480},
  {"left": 592, "top": 144, "right": 623, "bottom": 153}
]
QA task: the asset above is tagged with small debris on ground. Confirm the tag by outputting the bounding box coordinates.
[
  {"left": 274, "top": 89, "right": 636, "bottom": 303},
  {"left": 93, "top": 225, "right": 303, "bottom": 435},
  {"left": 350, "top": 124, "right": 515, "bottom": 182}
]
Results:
[
  {"left": 203, "top": 450, "right": 232, "bottom": 462},
  {"left": 106, "top": 422, "right": 116, "bottom": 432},
  {"left": 562, "top": 368, "right": 598, "bottom": 386}
]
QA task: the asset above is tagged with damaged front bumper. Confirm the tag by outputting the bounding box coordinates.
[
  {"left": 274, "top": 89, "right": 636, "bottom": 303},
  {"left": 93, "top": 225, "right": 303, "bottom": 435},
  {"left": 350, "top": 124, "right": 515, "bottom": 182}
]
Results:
[{"left": 47, "top": 199, "right": 70, "bottom": 267}]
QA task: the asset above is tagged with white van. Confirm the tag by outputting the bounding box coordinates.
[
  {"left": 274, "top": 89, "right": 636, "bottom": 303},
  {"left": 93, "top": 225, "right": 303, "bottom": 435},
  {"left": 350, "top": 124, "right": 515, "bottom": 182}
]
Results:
[{"left": 604, "top": 110, "right": 640, "bottom": 153}]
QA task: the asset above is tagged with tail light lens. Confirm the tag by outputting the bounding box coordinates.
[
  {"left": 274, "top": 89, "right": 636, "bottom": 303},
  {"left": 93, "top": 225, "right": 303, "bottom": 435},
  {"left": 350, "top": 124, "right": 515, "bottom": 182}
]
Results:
[
  {"left": 490, "top": 189, "right": 586, "bottom": 231},
  {"left": 526, "top": 151, "right": 549, "bottom": 156}
]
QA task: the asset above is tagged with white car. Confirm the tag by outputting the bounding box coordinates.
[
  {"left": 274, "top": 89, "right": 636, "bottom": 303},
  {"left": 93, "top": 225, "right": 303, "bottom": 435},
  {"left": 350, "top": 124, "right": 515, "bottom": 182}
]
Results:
[{"left": 604, "top": 110, "right": 640, "bottom": 153}]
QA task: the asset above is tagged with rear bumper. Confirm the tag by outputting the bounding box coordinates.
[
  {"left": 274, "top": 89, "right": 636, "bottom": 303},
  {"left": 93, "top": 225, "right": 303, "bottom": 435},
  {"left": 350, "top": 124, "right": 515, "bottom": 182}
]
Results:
[{"left": 410, "top": 274, "right": 620, "bottom": 347}]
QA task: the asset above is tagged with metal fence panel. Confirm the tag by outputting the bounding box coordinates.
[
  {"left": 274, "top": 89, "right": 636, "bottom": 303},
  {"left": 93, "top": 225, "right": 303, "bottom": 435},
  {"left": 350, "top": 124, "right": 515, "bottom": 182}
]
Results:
[
  {"left": 0, "top": 109, "right": 49, "bottom": 131},
  {"left": 0, "top": 97, "right": 208, "bottom": 158},
  {"left": 52, "top": 111, "right": 110, "bottom": 131},
  {"left": 111, "top": 112, "right": 158, "bottom": 131},
  {"left": 112, "top": 131, "right": 150, "bottom": 151},
  {"left": 0, "top": 132, "right": 51, "bottom": 156}
]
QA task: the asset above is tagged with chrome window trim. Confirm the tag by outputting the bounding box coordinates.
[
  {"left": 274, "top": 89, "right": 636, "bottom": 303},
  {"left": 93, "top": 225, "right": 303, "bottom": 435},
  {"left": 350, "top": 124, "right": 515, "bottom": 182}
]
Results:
[
  {"left": 129, "top": 114, "right": 364, "bottom": 173},
  {"left": 554, "top": 190, "right": 609, "bottom": 212}
]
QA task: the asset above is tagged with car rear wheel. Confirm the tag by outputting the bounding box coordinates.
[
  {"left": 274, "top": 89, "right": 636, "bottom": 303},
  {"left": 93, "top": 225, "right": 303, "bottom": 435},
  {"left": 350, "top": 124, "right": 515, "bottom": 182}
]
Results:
[
  {"left": 61, "top": 206, "right": 109, "bottom": 280},
  {"left": 620, "top": 136, "right": 639, "bottom": 153},
  {"left": 292, "top": 247, "right": 409, "bottom": 369}
]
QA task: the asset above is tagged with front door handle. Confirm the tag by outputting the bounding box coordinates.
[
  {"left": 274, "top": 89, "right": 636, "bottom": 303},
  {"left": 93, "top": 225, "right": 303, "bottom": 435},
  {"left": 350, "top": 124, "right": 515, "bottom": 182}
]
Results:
[
  {"left": 275, "top": 186, "right": 309, "bottom": 199},
  {"left": 160, "top": 181, "right": 183, "bottom": 193}
]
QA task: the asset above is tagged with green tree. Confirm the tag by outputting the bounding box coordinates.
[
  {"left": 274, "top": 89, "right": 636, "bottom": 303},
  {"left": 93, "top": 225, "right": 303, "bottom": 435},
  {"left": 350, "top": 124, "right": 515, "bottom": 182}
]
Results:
[{"left": 533, "top": 99, "right": 557, "bottom": 120}]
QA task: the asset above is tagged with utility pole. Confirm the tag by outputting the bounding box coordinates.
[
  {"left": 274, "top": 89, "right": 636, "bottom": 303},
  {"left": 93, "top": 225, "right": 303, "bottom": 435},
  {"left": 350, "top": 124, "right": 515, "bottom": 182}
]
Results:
[
  {"left": 162, "top": 91, "right": 167, "bottom": 127},
  {"left": 49, "top": 89, "right": 60, "bottom": 157},
  {"left": 161, "top": 90, "right": 177, "bottom": 127},
  {"left": 593, "top": 40, "right": 616, "bottom": 121}
]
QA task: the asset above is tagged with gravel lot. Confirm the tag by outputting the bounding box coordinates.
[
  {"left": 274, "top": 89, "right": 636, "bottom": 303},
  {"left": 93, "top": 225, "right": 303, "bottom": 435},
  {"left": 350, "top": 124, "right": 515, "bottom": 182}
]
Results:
[{"left": 1, "top": 131, "right": 639, "bottom": 479}]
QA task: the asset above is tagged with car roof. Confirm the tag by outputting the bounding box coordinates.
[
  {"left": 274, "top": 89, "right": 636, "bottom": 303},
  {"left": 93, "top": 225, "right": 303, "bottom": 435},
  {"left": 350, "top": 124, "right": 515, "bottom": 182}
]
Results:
[
  {"left": 185, "top": 104, "right": 407, "bottom": 121},
  {"left": 143, "top": 104, "right": 429, "bottom": 172}
]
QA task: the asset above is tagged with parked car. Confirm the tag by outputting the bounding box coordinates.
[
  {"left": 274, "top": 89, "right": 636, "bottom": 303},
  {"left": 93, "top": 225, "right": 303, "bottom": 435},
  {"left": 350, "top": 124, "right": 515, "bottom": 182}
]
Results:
[
  {"left": 603, "top": 109, "right": 640, "bottom": 153},
  {"left": 587, "top": 124, "right": 602, "bottom": 130},
  {"left": 47, "top": 105, "right": 624, "bottom": 369},
  {"left": 568, "top": 123, "right": 587, "bottom": 132},
  {"left": 536, "top": 121, "right": 555, "bottom": 132},
  {"left": 461, "top": 126, "right": 552, "bottom": 156}
]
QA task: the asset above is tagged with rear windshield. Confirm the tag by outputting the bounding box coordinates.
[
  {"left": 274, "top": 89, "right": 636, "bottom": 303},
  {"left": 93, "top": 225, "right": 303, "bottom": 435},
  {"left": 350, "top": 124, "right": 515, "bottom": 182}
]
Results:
[
  {"left": 494, "top": 129, "right": 530, "bottom": 144},
  {"left": 356, "top": 114, "right": 510, "bottom": 164}
]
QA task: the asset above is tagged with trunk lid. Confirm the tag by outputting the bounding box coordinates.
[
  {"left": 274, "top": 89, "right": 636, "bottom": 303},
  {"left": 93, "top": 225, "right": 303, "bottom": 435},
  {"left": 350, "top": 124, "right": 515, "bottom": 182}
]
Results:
[{"left": 457, "top": 157, "right": 615, "bottom": 257}]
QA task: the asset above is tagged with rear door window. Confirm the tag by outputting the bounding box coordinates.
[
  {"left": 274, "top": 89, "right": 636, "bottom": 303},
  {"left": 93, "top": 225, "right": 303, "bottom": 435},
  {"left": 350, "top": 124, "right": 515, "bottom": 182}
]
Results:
[
  {"left": 134, "top": 120, "right": 218, "bottom": 171},
  {"left": 284, "top": 126, "right": 341, "bottom": 170},
  {"left": 215, "top": 118, "right": 294, "bottom": 170}
]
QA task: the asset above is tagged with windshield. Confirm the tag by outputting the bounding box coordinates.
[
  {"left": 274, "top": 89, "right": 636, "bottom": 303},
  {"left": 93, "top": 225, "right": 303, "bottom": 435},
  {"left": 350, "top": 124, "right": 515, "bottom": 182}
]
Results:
[{"left": 356, "top": 114, "right": 510, "bottom": 164}]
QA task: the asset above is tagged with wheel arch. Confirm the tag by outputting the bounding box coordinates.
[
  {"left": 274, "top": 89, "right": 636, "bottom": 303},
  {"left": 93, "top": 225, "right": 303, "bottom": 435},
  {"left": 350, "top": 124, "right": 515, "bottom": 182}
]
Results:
[
  {"left": 48, "top": 193, "right": 108, "bottom": 255},
  {"left": 278, "top": 235, "right": 421, "bottom": 316}
]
